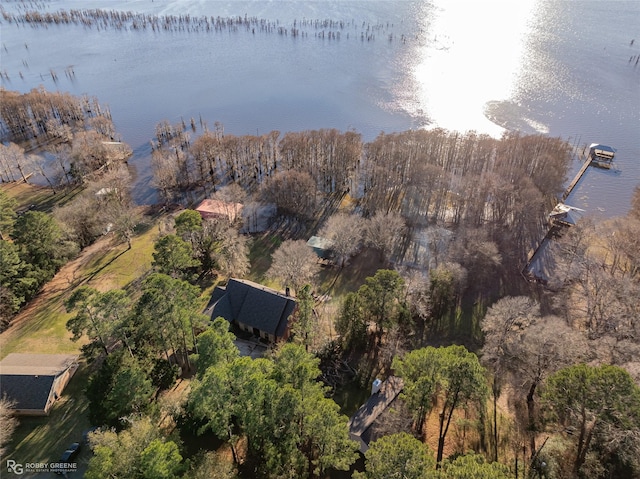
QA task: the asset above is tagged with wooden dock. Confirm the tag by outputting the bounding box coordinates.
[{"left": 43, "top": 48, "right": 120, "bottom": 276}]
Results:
[
  {"left": 562, "top": 155, "right": 591, "bottom": 201},
  {"left": 524, "top": 143, "right": 616, "bottom": 283},
  {"left": 525, "top": 151, "right": 591, "bottom": 282}
]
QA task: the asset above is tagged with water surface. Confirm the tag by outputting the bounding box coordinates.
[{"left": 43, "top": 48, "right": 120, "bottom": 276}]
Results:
[{"left": 1, "top": 0, "right": 638, "bottom": 213}]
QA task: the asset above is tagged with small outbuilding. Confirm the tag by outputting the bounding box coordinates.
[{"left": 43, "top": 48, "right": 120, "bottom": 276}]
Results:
[
  {"left": 0, "top": 353, "right": 79, "bottom": 416},
  {"left": 306, "top": 236, "right": 334, "bottom": 260},
  {"left": 588, "top": 143, "right": 616, "bottom": 169},
  {"left": 589, "top": 143, "right": 616, "bottom": 160},
  {"left": 549, "top": 203, "right": 584, "bottom": 228}
]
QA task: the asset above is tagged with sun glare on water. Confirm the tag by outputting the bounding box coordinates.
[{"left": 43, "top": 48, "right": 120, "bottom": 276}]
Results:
[{"left": 410, "top": 0, "right": 538, "bottom": 137}]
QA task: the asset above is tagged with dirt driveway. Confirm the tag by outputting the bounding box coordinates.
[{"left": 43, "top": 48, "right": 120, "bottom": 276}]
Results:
[{"left": 0, "top": 233, "right": 116, "bottom": 355}]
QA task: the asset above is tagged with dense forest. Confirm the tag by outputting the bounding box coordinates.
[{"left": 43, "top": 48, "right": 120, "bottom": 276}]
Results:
[
  {"left": 1, "top": 88, "right": 639, "bottom": 479},
  {"left": 150, "top": 120, "right": 571, "bottom": 289}
]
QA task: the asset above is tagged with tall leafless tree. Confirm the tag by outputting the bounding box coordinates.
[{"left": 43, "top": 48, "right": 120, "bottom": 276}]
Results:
[
  {"left": 268, "top": 239, "right": 320, "bottom": 293},
  {"left": 481, "top": 296, "right": 587, "bottom": 459},
  {"left": 364, "top": 211, "right": 406, "bottom": 262},
  {"left": 319, "top": 212, "right": 364, "bottom": 267},
  {"left": 260, "top": 169, "right": 318, "bottom": 219},
  {"left": 0, "top": 397, "right": 18, "bottom": 458}
]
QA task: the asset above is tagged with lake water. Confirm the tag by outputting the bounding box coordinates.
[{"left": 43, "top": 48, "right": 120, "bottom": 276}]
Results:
[{"left": 1, "top": 0, "right": 638, "bottom": 213}]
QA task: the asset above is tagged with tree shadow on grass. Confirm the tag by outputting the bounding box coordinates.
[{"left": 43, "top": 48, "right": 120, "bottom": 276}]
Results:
[
  {"left": 318, "top": 248, "right": 386, "bottom": 298},
  {"left": 84, "top": 248, "right": 129, "bottom": 284},
  {"left": 133, "top": 218, "right": 155, "bottom": 236}
]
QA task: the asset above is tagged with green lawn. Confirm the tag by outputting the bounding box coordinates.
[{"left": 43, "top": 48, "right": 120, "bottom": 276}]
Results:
[
  {"left": 315, "top": 247, "right": 386, "bottom": 300},
  {"left": 0, "top": 297, "right": 76, "bottom": 359},
  {"left": 1, "top": 218, "right": 160, "bottom": 359},
  {"left": 84, "top": 224, "right": 158, "bottom": 292},
  {"left": 248, "top": 232, "right": 282, "bottom": 283},
  {"left": 1, "top": 182, "right": 84, "bottom": 213}
]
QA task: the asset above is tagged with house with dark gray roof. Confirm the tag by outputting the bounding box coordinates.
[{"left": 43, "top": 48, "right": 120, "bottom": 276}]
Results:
[
  {"left": 207, "top": 278, "right": 297, "bottom": 342},
  {"left": 348, "top": 376, "right": 404, "bottom": 453},
  {"left": 0, "top": 353, "right": 79, "bottom": 416}
]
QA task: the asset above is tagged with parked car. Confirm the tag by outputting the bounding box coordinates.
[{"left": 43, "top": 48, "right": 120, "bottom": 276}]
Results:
[
  {"left": 54, "top": 442, "right": 80, "bottom": 475},
  {"left": 60, "top": 442, "right": 80, "bottom": 462}
]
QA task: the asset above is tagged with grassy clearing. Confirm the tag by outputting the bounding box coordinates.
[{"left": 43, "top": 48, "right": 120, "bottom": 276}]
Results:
[
  {"left": 1, "top": 182, "right": 84, "bottom": 213},
  {"left": 0, "top": 298, "right": 76, "bottom": 358},
  {"left": 1, "top": 218, "right": 160, "bottom": 359},
  {"left": 84, "top": 226, "right": 158, "bottom": 292},
  {"left": 247, "top": 232, "right": 282, "bottom": 283},
  {"left": 316, "top": 248, "right": 385, "bottom": 298},
  {"left": 2, "top": 182, "right": 56, "bottom": 209}
]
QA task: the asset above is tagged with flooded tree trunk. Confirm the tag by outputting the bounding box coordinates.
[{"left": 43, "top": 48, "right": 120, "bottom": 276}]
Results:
[{"left": 526, "top": 381, "right": 537, "bottom": 458}]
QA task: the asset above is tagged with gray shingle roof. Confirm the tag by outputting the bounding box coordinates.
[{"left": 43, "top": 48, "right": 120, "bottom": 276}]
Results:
[
  {"left": 209, "top": 279, "right": 296, "bottom": 338},
  {"left": 212, "top": 292, "right": 233, "bottom": 322},
  {"left": 0, "top": 353, "right": 78, "bottom": 413},
  {"left": 348, "top": 376, "right": 404, "bottom": 453},
  {"left": 0, "top": 374, "right": 56, "bottom": 411}
]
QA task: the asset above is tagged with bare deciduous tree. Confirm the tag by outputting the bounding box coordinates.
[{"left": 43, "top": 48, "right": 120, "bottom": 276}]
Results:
[
  {"left": 402, "top": 269, "right": 431, "bottom": 321},
  {"left": 364, "top": 211, "right": 406, "bottom": 262},
  {"left": 107, "top": 203, "right": 141, "bottom": 250},
  {"left": 87, "top": 115, "right": 115, "bottom": 139},
  {"left": 0, "top": 396, "right": 18, "bottom": 458},
  {"left": 190, "top": 131, "right": 220, "bottom": 190},
  {"left": 260, "top": 169, "right": 318, "bottom": 219},
  {"left": 268, "top": 240, "right": 320, "bottom": 293},
  {"left": 70, "top": 131, "right": 113, "bottom": 177},
  {"left": 198, "top": 218, "right": 250, "bottom": 277},
  {"left": 27, "top": 153, "right": 57, "bottom": 193},
  {"left": 45, "top": 118, "right": 73, "bottom": 142},
  {"left": 54, "top": 193, "right": 104, "bottom": 248},
  {"left": 0, "top": 143, "right": 29, "bottom": 183},
  {"left": 50, "top": 144, "right": 74, "bottom": 186},
  {"left": 151, "top": 147, "right": 180, "bottom": 202},
  {"left": 453, "top": 228, "right": 502, "bottom": 289},
  {"left": 53, "top": 166, "right": 138, "bottom": 249},
  {"left": 319, "top": 213, "right": 364, "bottom": 267},
  {"left": 97, "top": 166, "right": 140, "bottom": 249},
  {"left": 604, "top": 217, "right": 640, "bottom": 280},
  {"left": 482, "top": 296, "right": 587, "bottom": 459},
  {"left": 631, "top": 186, "right": 640, "bottom": 221}
]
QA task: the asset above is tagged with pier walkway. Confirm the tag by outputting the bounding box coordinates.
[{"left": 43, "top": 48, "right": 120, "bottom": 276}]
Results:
[{"left": 562, "top": 155, "right": 591, "bottom": 201}]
